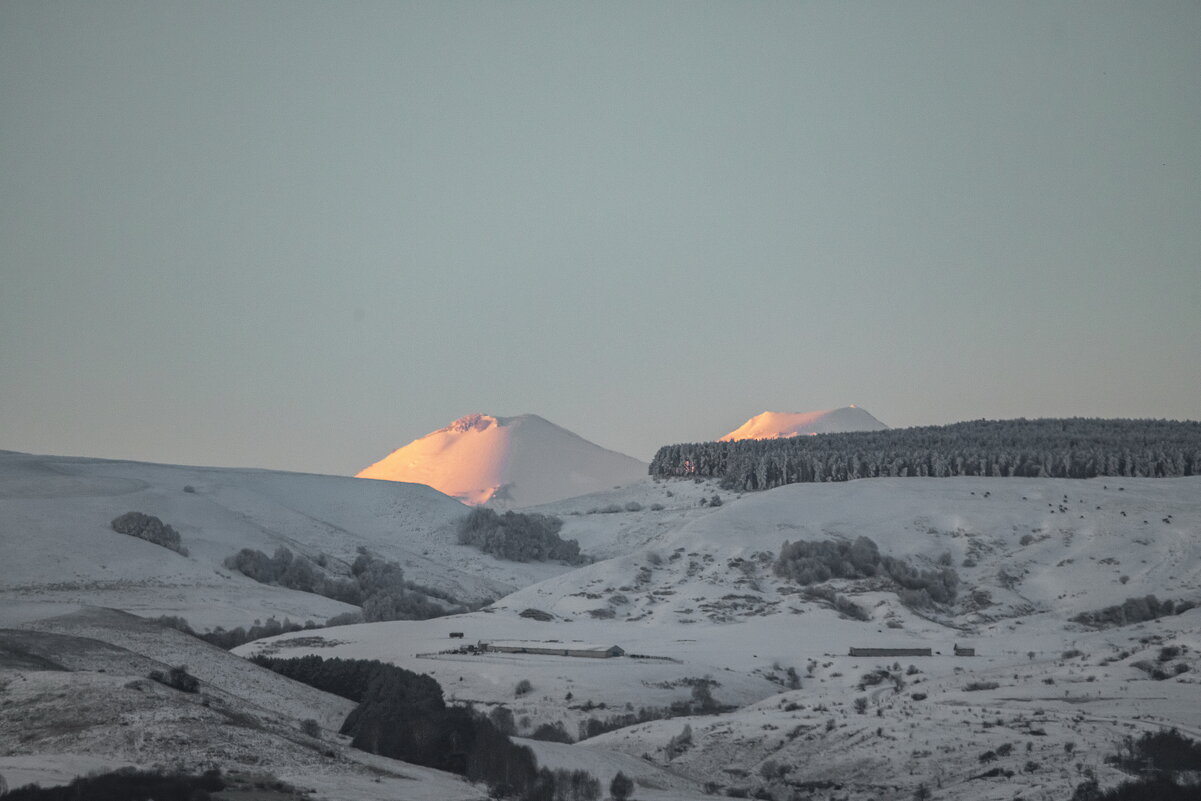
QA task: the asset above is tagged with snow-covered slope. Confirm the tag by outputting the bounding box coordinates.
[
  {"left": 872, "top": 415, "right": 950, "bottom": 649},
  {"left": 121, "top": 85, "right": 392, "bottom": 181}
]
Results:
[
  {"left": 245, "top": 474, "right": 1201, "bottom": 801},
  {"left": 356, "top": 413, "right": 648, "bottom": 507},
  {"left": 720, "top": 405, "right": 888, "bottom": 440},
  {"left": 0, "top": 449, "right": 571, "bottom": 631},
  {"left": 0, "top": 607, "right": 482, "bottom": 800}
]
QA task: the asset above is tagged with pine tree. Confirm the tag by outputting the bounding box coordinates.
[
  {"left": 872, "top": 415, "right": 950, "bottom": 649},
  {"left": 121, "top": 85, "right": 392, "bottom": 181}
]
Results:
[{"left": 609, "top": 770, "right": 634, "bottom": 801}]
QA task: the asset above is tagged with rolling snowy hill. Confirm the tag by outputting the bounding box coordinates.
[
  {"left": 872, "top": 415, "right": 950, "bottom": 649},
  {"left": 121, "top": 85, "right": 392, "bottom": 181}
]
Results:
[
  {"left": 243, "top": 474, "right": 1201, "bottom": 801},
  {"left": 356, "top": 413, "right": 648, "bottom": 507},
  {"left": 0, "top": 449, "right": 576, "bottom": 632},
  {"left": 720, "top": 405, "right": 888, "bottom": 441},
  {"left": 0, "top": 607, "right": 482, "bottom": 800}
]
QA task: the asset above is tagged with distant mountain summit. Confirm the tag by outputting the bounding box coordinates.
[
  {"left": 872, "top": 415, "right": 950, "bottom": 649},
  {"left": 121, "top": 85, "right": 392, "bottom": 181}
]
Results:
[
  {"left": 720, "top": 406, "right": 888, "bottom": 441},
  {"left": 356, "top": 414, "right": 648, "bottom": 507}
]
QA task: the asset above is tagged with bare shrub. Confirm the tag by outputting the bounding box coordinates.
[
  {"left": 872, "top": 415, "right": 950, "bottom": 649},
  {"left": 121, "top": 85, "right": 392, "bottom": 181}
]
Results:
[{"left": 148, "top": 664, "right": 199, "bottom": 693}]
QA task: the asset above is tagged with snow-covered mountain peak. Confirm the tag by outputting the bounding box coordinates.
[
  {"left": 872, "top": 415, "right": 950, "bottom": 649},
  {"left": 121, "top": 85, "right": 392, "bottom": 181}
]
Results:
[
  {"left": 443, "top": 413, "right": 500, "bottom": 434},
  {"left": 720, "top": 405, "right": 888, "bottom": 441},
  {"left": 356, "top": 413, "right": 647, "bottom": 507}
]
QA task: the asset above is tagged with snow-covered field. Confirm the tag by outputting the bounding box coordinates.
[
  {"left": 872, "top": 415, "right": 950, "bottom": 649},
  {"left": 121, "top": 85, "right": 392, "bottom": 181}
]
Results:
[{"left": 3, "top": 447, "right": 1200, "bottom": 800}]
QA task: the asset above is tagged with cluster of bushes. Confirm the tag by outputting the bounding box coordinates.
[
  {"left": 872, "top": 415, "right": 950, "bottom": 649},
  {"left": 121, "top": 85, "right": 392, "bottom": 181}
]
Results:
[
  {"left": 577, "top": 680, "right": 726, "bottom": 740},
  {"left": 456, "top": 508, "right": 583, "bottom": 564},
  {"left": 1073, "top": 728, "right": 1201, "bottom": 800},
  {"left": 224, "top": 546, "right": 335, "bottom": 596},
  {"left": 147, "top": 664, "right": 199, "bottom": 693},
  {"left": 578, "top": 705, "right": 686, "bottom": 740},
  {"left": 1071, "top": 595, "right": 1195, "bottom": 629},
  {"left": 650, "top": 417, "right": 1201, "bottom": 489},
  {"left": 776, "top": 537, "right": 881, "bottom": 584},
  {"left": 153, "top": 614, "right": 322, "bottom": 650},
  {"left": 252, "top": 655, "right": 601, "bottom": 801},
  {"left": 224, "top": 546, "right": 458, "bottom": 622},
  {"left": 519, "top": 608, "right": 555, "bottom": 621},
  {"left": 529, "top": 721, "right": 573, "bottom": 743},
  {"left": 1111, "top": 728, "right": 1201, "bottom": 774},
  {"left": 541, "top": 770, "right": 601, "bottom": 801},
  {"left": 1073, "top": 776, "right": 1201, "bottom": 801},
  {"left": 0, "top": 767, "right": 223, "bottom": 801},
  {"left": 775, "top": 536, "right": 958, "bottom": 607},
  {"left": 799, "top": 585, "right": 870, "bottom": 621},
  {"left": 110, "top": 512, "right": 187, "bottom": 556},
  {"left": 666, "top": 723, "right": 693, "bottom": 759}
]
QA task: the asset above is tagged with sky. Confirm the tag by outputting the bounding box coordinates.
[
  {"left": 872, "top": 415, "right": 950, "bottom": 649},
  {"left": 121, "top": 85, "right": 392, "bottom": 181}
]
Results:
[{"left": 2, "top": 1, "right": 1199, "bottom": 474}]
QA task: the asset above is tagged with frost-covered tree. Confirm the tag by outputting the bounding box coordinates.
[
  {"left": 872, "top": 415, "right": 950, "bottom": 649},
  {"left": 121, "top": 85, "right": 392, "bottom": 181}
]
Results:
[{"left": 457, "top": 508, "right": 582, "bottom": 563}]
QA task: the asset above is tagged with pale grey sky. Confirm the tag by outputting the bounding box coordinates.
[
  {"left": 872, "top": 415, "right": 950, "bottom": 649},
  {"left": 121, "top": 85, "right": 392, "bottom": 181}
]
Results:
[{"left": 2, "top": 1, "right": 1199, "bottom": 474}]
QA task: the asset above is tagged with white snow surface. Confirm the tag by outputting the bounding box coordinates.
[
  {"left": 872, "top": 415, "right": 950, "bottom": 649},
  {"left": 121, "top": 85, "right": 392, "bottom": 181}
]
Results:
[
  {"left": 244, "top": 474, "right": 1201, "bottom": 801},
  {"left": 355, "top": 413, "right": 648, "bottom": 507},
  {"left": 5, "top": 444, "right": 1201, "bottom": 801},
  {"left": 720, "top": 405, "right": 888, "bottom": 440},
  {"left": 0, "top": 449, "right": 575, "bottom": 631}
]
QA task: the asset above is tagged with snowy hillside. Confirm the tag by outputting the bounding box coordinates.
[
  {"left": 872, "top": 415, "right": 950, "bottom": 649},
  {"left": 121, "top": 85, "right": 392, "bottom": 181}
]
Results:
[
  {"left": 244, "top": 474, "right": 1201, "bottom": 801},
  {"left": 356, "top": 413, "right": 648, "bottom": 507},
  {"left": 720, "top": 405, "right": 888, "bottom": 440},
  {"left": 0, "top": 607, "right": 482, "bottom": 800},
  {"left": 0, "top": 449, "right": 575, "bottom": 632}
]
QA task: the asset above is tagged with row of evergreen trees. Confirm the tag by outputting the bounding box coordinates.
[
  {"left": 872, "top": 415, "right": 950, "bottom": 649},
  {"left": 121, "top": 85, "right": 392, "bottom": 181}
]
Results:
[
  {"left": 252, "top": 655, "right": 623, "bottom": 800},
  {"left": 649, "top": 418, "right": 1201, "bottom": 491},
  {"left": 1070, "top": 595, "right": 1195, "bottom": 629},
  {"left": 0, "top": 768, "right": 224, "bottom": 801}
]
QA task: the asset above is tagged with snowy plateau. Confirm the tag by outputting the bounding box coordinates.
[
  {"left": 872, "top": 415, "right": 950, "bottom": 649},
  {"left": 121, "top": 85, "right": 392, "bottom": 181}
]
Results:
[{"left": 1, "top": 439, "right": 1200, "bottom": 801}]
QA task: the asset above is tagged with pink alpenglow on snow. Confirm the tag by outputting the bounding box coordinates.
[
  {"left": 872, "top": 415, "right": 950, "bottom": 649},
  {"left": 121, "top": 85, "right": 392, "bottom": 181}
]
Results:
[
  {"left": 719, "top": 406, "right": 888, "bottom": 441},
  {"left": 355, "top": 413, "right": 648, "bottom": 508}
]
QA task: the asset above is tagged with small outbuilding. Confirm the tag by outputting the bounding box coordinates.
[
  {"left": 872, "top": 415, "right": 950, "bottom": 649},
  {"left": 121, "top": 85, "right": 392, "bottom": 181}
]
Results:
[
  {"left": 849, "top": 647, "right": 933, "bottom": 658},
  {"left": 567, "top": 645, "right": 625, "bottom": 658},
  {"left": 481, "top": 641, "right": 625, "bottom": 659}
]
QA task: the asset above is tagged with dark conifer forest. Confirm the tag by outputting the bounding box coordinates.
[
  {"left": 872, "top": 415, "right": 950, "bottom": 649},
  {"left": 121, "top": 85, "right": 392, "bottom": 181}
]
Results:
[{"left": 650, "top": 418, "right": 1201, "bottom": 491}]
